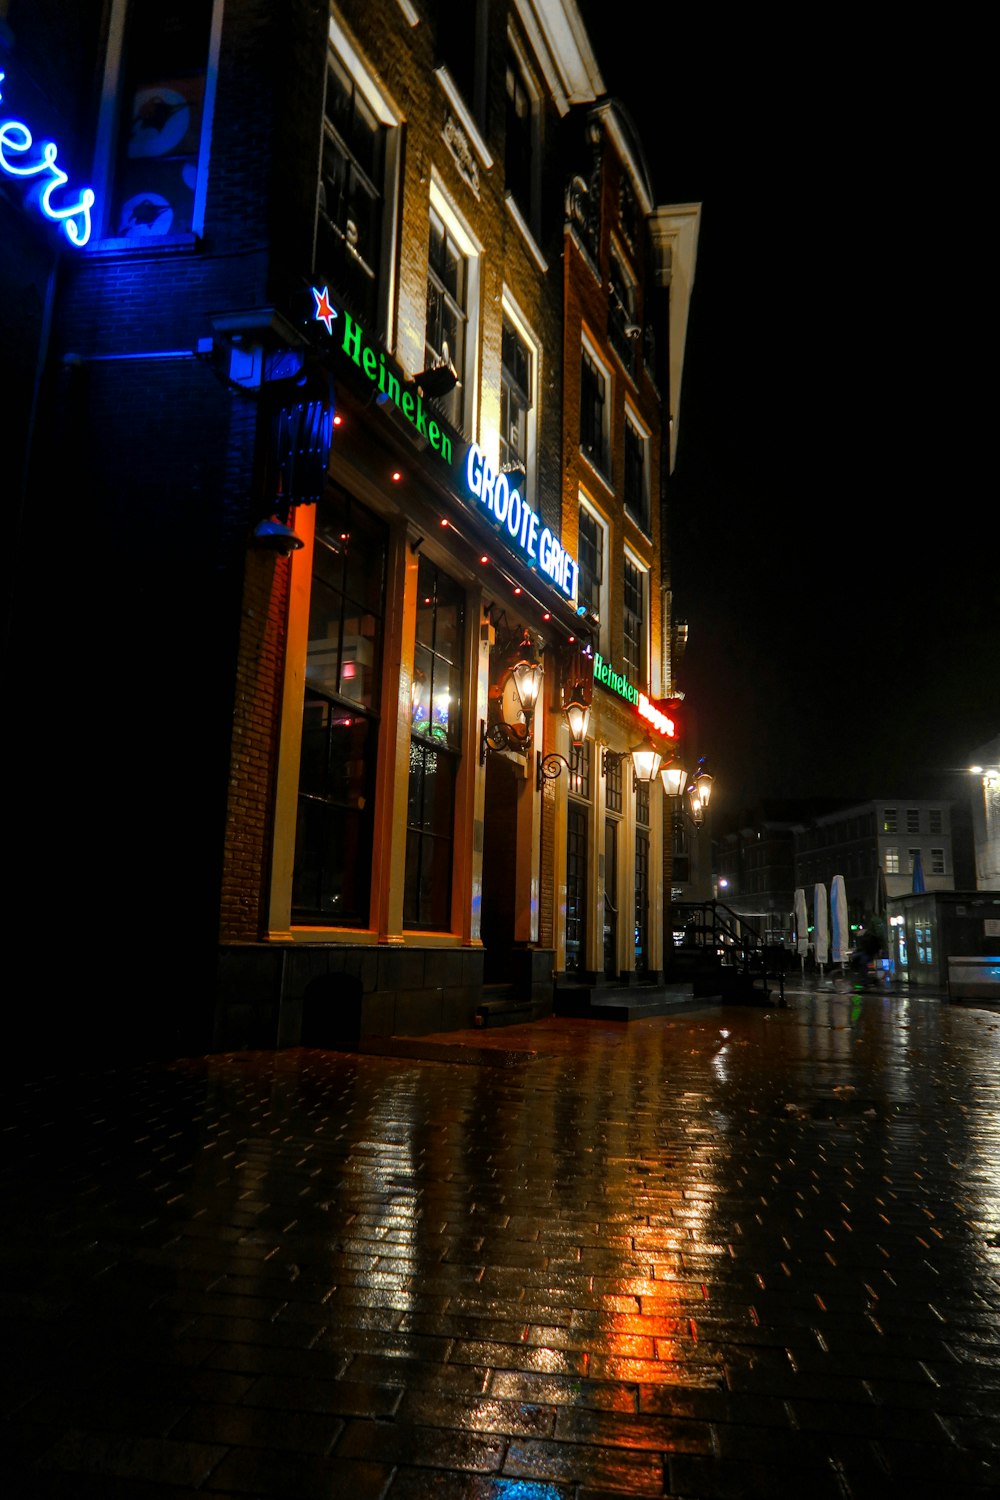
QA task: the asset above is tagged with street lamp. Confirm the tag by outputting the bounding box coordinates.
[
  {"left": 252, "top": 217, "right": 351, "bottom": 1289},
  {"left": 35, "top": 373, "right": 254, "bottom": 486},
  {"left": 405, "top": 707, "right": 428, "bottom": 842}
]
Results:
[
  {"left": 659, "top": 757, "right": 689, "bottom": 798},
  {"left": 687, "top": 767, "right": 714, "bottom": 825},
  {"left": 602, "top": 736, "right": 664, "bottom": 790}
]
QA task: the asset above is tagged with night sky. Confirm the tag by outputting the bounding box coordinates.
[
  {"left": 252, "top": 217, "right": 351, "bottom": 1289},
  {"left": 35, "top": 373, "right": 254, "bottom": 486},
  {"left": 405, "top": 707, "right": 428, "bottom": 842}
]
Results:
[{"left": 576, "top": 5, "right": 997, "bottom": 822}]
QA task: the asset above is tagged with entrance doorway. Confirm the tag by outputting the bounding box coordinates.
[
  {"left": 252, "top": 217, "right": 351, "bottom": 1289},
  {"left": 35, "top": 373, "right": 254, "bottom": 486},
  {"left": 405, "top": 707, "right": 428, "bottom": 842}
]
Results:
[
  {"left": 481, "top": 753, "right": 518, "bottom": 983},
  {"left": 604, "top": 817, "right": 618, "bottom": 978}
]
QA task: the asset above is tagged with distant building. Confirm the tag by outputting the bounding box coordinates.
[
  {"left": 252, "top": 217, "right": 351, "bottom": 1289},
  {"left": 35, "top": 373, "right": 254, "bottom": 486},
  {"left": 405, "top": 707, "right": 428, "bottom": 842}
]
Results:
[{"left": 716, "top": 796, "right": 972, "bottom": 944}]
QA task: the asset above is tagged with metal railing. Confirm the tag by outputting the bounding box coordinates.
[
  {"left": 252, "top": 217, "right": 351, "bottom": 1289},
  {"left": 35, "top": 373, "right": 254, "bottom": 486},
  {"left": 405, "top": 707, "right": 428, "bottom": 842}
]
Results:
[{"left": 668, "top": 901, "right": 787, "bottom": 1002}]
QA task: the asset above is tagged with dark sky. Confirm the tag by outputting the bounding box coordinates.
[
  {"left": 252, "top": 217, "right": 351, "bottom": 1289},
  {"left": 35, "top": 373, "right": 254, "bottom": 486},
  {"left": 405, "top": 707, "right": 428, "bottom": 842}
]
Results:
[{"left": 576, "top": 6, "right": 997, "bottom": 823}]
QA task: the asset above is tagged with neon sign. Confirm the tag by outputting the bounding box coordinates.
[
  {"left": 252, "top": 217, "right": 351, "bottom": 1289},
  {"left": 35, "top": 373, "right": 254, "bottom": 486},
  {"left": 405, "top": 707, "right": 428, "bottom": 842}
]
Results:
[
  {"left": 464, "top": 442, "right": 577, "bottom": 601},
  {"left": 594, "top": 653, "right": 677, "bottom": 738},
  {"left": 0, "top": 72, "right": 95, "bottom": 247},
  {"left": 309, "top": 294, "right": 579, "bottom": 603}
]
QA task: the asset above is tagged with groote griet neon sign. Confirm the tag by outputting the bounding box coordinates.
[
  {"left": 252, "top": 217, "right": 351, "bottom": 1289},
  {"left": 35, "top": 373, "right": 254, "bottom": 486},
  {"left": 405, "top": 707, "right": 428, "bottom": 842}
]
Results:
[
  {"left": 310, "top": 292, "right": 579, "bottom": 603},
  {"left": 0, "top": 71, "right": 95, "bottom": 247},
  {"left": 464, "top": 442, "right": 578, "bottom": 602}
]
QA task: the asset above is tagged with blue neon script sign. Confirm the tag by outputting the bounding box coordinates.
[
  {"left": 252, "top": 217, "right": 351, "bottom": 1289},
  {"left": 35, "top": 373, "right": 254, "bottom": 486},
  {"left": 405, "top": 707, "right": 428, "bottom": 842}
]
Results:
[{"left": 0, "top": 71, "right": 95, "bottom": 246}]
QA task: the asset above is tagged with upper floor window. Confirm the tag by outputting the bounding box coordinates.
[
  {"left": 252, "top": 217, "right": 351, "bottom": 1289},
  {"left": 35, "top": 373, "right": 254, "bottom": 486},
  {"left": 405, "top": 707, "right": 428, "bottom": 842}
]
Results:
[
  {"left": 577, "top": 498, "right": 608, "bottom": 652},
  {"left": 624, "top": 410, "right": 650, "bottom": 533},
  {"left": 608, "top": 247, "right": 638, "bottom": 376},
  {"left": 623, "top": 552, "right": 648, "bottom": 684},
  {"left": 426, "top": 206, "right": 466, "bottom": 430},
  {"left": 906, "top": 808, "right": 920, "bottom": 833},
  {"left": 500, "top": 308, "right": 535, "bottom": 499},
  {"left": 580, "top": 339, "right": 610, "bottom": 477},
  {"left": 883, "top": 808, "right": 898, "bottom": 833},
  {"left": 929, "top": 808, "right": 943, "bottom": 835},
  {"left": 931, "top": 848, "right": 945, "bottom": 874},
  {"left": 428, "top": 0, "right": 489, "bottom": 132},
  {"left": 505, "top": 37, "right": 539, "bottom": 237},
  {"left": 105, "top": 0, "right": 216, "bottom": 240},
  {"left": 884, "top": 847, "right": 899, "bottom": 874}
]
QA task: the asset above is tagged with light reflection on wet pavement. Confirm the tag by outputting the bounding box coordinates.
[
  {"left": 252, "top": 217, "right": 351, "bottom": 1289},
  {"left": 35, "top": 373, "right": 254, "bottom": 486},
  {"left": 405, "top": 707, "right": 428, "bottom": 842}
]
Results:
[{"left": 4, "top": 985, "right": 1000, "bottom": 1496}]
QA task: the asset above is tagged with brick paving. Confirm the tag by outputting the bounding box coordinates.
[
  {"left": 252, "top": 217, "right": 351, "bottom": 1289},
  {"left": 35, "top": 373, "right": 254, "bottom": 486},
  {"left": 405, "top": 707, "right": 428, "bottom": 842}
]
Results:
[{"left": 3, "top": 981, "right": 1000, "bottom": 1497}]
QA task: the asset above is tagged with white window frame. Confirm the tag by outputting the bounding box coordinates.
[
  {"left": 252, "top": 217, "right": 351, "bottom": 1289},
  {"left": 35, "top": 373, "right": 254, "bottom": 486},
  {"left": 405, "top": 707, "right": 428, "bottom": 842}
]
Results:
[
  {"left": 580, "top": 329, "right": 612, "bottom": 480},
  {"left": 428, "top": 173, "right": 481, "bottom": 438},
  {"left": 623, "top": 403, "right": 651, "bottom": 533},
  {"left": 578, "top": 492, "right": 610, "bottom": 657},
  {"left": 320, "top": 12, "right": 402, "bottom": 340},
  {"left": 504, "top": 29, "right": 542, "bottom": 246},
  {"left": 622, "top": 544, "right": 649, "bottom": 685},
  {"left": 500, "top": 288, "right": 540, "bottom": 507},
  {"left": 884, "top": 846, "right": 900, "bottom": 874},
  {"left": 930, "top": 848, "right": 946, "bottom": 875}
]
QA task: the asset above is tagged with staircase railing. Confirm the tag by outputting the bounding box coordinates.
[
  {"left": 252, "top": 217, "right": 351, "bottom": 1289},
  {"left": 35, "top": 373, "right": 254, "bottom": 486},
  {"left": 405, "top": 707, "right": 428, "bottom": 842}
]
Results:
[{"left": 667, "top": 901, "right": 787, "bottom": 1002}]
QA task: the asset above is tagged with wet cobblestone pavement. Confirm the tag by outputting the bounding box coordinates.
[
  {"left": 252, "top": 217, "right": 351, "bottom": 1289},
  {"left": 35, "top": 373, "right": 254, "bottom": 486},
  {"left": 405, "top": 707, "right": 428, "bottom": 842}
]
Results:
[{"left": 4, "top": 983, "right": 1000, "bottom": 1497}]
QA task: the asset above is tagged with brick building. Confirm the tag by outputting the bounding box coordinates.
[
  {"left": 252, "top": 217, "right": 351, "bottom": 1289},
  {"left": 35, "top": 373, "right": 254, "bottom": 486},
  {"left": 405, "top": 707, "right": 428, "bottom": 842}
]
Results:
[{"left": 4, "top": 0, "right": 699, "bottom": 1053}]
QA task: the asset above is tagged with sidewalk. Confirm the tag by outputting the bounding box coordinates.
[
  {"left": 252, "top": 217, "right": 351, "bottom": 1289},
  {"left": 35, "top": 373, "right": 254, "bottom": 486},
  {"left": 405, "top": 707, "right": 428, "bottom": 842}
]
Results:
[{"left": 4, "top": 987, "right": 1000, "bottom": 1497}]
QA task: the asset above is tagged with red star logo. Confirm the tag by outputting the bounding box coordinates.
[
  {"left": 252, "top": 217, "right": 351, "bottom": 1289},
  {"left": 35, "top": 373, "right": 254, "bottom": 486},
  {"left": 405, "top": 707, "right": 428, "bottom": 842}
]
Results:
[{"left": 311, "top": 285, "right": 337, "bottom": 335}]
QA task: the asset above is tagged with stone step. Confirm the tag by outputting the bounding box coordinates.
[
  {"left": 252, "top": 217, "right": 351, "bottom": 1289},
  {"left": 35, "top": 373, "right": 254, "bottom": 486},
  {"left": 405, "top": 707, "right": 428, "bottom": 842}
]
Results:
[{"left": 554, "top": 982, "right": 715, "bottom": 1021}]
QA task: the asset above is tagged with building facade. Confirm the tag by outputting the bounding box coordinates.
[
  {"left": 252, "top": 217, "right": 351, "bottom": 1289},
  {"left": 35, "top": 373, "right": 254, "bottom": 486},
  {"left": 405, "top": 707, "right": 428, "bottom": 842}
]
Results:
[{"left": 5, "top": 1, "right": 699, "bottom": 1054}]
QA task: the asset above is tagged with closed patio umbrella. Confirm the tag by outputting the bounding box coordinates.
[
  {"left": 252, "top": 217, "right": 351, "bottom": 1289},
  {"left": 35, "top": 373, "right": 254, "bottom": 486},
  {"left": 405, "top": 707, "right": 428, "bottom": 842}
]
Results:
[
  {"left": 912, "top": 849, "right": 926, "bottom": 893},
  {"left": 794, "top": 887, "right": 809, "bottom": 980},
  {"left": 813, "top": 882, "right": 829, "bottom": 977},
  {"left": 831, "top": 875, "right": 849, "bottom": 967}
]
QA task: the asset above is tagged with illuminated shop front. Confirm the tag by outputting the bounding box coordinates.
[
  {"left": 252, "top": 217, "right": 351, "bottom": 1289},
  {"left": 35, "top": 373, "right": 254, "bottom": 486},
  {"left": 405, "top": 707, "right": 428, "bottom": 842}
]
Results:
[{"left": 217, "top": 289, "right": 587, "bottom": 1044}]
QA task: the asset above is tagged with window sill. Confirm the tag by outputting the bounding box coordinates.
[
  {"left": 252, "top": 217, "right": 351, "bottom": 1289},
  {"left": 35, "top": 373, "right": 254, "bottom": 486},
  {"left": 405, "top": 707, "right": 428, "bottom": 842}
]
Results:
[
  {"left": 434, "top": 66, "right": 493, "bottom": 170},
  {"left": 504, "top": 192, "right": 548, "bottom": 273}
]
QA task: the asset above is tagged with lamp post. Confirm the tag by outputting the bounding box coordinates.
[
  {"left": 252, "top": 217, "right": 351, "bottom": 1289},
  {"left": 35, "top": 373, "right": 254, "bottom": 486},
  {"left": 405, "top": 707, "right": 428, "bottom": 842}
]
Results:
[{"left": 601, "top": 735, "right": 664, "bottom": 792}]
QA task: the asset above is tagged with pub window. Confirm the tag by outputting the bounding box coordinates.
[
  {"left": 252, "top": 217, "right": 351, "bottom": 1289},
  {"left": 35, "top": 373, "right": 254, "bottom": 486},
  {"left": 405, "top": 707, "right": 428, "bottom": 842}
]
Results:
[
  {"left": 608, "top": 247, "right": 638, "bottom": 376},
  {"left": 565, "top": 802, "right": 588, "bottom": 973},
  {"left": 500, "top": 309, "right": 535, "bottom": 499},
  {"left": 316, "top": 28, "right": 398, "bottom": 336},
  {"left": 292, "top": 488, "right": 387, "bottom": 927},
  {"left": 622, "top": 552, "right": 648, "bottom": 683},
  {"left": 428, "top": 0, "right": 489, "bottom": 132},
  {"left": 105, "top": 0, "right": 216, "bottom": 240},
  {"left": 505, "top": 39, "right": 538, "bottom": 233},
  {"left": 605, "top": 755, "right": 623, "bottom": 815},
  {"left": 425, "top": 186, "right": 480, "bottom": 434},
  {"left": 577, "top": 499, "right": 607, "bottom": 649},
  {"left": 624, "top": 410, "right": 650, "bottom": 533},
  {"left": 405, "top": 558, "right": 465, "bottom": 930},
  {"left": 580, "top": 340, "right": 610, "bottom": 477}
]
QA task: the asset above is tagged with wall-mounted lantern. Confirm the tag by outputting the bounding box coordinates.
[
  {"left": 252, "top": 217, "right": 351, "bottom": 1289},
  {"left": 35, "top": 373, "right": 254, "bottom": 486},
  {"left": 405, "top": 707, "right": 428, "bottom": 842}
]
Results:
[{"left": 601, "top": 736, "right": 664, "bottom": 791}]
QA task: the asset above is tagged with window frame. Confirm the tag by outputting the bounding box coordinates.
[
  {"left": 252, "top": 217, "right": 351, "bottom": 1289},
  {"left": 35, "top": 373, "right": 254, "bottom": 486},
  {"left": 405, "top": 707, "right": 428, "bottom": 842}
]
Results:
[
  {"left": 499, "top": 290, "right": 540, "bottom": 506},
  {"left": 426, "top": 175, "right": 481, "bottom": 437},
  {"left": 579, "top": 331, "right": 611, "bottom": 479},
  {"left": 577, "top": 493, "right": 609, "bottom": 657},
  {"left": 504, "top": 29, "right": 541, "bottom": 240},
  {"left": 623, "top": 404, "right": 651, "bottom": 534},
  {"left": 622, "top": 545, "right": 649, "bottom": 685}
]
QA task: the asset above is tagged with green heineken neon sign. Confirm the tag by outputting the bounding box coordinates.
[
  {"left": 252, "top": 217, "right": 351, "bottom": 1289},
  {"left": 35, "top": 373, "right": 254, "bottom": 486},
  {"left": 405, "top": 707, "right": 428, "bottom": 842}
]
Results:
[{"left": 594, "top": 653, "right": 677, "bottom": 739}]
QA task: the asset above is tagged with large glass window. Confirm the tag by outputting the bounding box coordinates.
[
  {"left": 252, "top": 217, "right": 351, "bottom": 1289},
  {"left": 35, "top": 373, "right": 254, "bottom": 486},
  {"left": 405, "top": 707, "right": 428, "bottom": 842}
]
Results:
[
  {"left": 500, "top": 316, "right": 531, "bottom": 493},
  {"left": 426, "top": 206, "right": 468, "bottom": 430},
  {"left": 292, "top": 489, "right": 387, "bottom": 926},
  {"left": 317, "top": 50, "right": 386, "bottom": 331},
  {"left": 577, "top": 502, "right": 606, "bottom": 631},
  {"left": 624, "top": 413, "right": 649, "bottom": 533},
  {"left": 623, "top": 554, "right": 647, "bottom": 683},
  {"left": 109, "top": 0, "right": 215, "bottom": 239},
  {"left": 609, "top": 249, "right": 637, "bottom": 376},
  {"left": 580, "top": 345, "right": 608, "bottom": 475},
  {"left": 405, "top": 559, "right": 465, "bottom": 930},
  {"left": 505, "top": 42, "right": 536, "bottom": 230}
]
